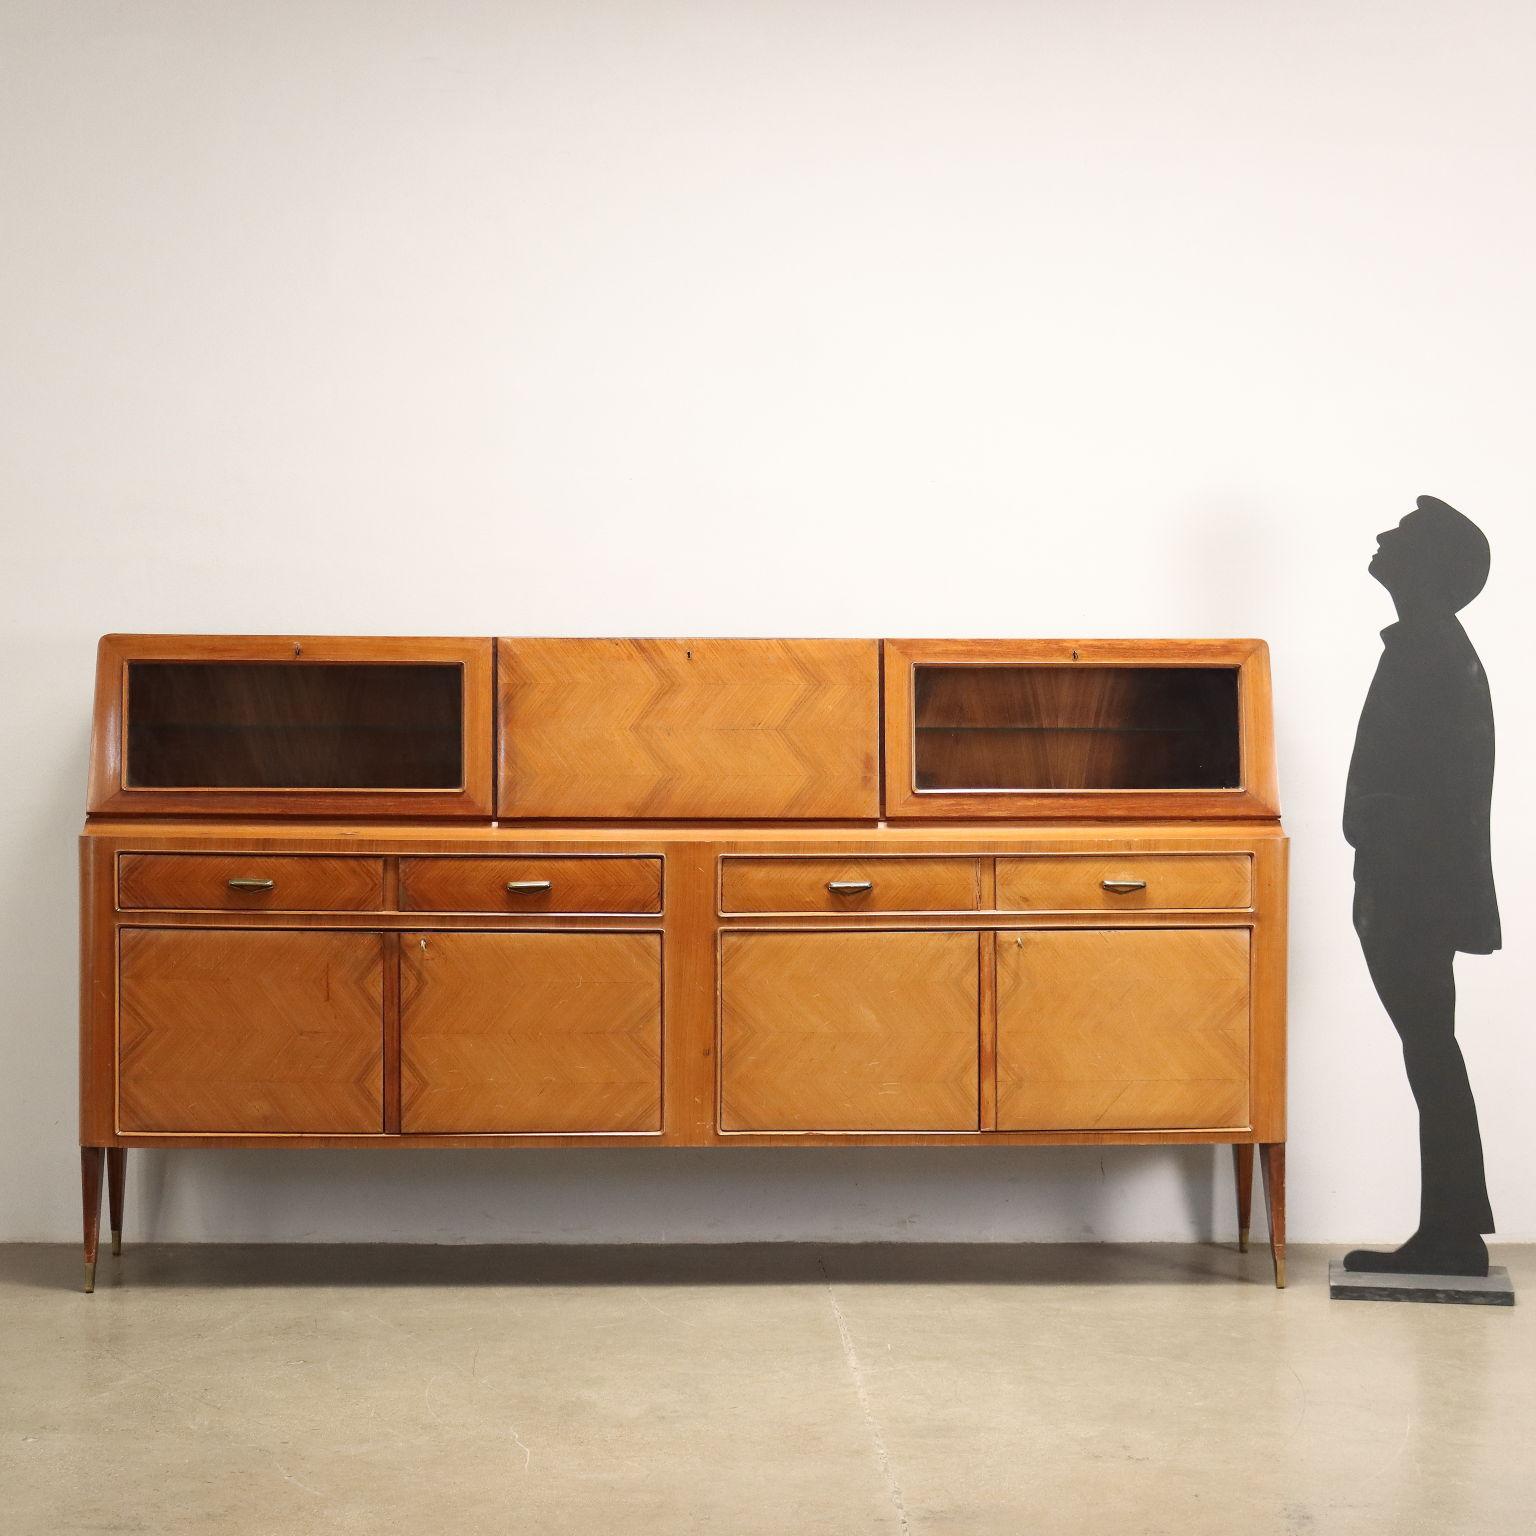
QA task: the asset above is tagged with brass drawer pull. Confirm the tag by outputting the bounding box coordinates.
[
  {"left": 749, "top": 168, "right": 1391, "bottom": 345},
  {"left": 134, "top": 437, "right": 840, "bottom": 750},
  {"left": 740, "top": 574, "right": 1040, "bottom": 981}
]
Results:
[
  {"left": 506, "top": 879, "right": 553, "bottom": 894},
  {"left": 226, "top": 878, "right": 275, "bottom": 892},
  {"left": 827, "top": 880, "right": 874, "bottom": 895},
  {"left": 1101, "top": 879, "right": 1148, "bottom": 894}
]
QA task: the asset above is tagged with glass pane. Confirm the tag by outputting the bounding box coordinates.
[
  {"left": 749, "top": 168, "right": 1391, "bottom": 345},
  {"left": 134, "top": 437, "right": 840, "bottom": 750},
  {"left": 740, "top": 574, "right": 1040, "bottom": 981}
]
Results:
[
  {"left": 912, "top": 665, "right": 1241, "bottom": 792},
  {"left": 125, "top": 662, "right": 464, "bottom": 790}
]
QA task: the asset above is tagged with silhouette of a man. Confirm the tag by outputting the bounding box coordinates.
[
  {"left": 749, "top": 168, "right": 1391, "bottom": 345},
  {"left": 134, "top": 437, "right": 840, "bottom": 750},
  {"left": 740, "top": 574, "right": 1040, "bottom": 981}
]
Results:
[{"left": 1343, "top": 495, "right": 1499, "bottom": 1277}]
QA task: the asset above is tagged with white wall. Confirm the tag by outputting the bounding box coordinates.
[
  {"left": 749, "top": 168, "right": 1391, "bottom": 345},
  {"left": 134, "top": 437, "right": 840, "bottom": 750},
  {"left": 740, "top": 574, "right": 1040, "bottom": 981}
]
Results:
[{"left": 2, "top": 0, "right": 1531, "bottom": 1244}]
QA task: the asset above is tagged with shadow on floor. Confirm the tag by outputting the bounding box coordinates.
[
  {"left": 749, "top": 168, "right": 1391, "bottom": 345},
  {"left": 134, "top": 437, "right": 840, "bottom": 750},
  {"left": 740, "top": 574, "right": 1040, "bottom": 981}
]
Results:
[{"left": 4, "top": 1240, "right": 1276, "bottom": 1293}]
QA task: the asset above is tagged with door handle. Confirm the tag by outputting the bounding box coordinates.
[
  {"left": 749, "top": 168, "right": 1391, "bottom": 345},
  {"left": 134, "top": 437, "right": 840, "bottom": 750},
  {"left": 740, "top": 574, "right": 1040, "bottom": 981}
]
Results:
[
  {"left": 226, "top": 878, "right": 275, "bottom": 892},
  {"left": 1100, "top": 879, "right": 1147, "bottom": 894},
  {"left": 827, "top": 880, "right": 874, "bottom": 895},
  {"left": 506, "top": 880, "right": 553, "bottom": 894}
]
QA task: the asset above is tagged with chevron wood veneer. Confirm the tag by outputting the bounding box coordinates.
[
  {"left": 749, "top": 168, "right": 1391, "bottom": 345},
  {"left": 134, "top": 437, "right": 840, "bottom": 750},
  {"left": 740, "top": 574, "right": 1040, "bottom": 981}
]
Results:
[
  {"left": 995, "top": 853, "right": 1252, "bottom": 912},
  {"left": 400, "top": 932, "right": 662, "bottom": 1133},
  {"left": 400, "top": 855, "right": 662, "bottom": 914},
  {"left": 119, "top": 852, "right": 385, "bottom": 912},
  {"left": 80, "top": 635, "right": 1287, "bottom": 1291},
  {"left": 720, "top": 930, "right": 980, "bottom": 1131},
  {"left": 720, "top": 856, "right": 981, "bottom": 914},
  {"left": 996, "top": 928, "right": 1251, "bottom": 1131},
  {"left": 118, "top": 928, "right": 385, "bottom": 1134},
  {"left": 497, "top": 638, "right": 880, "bottom": 819}
]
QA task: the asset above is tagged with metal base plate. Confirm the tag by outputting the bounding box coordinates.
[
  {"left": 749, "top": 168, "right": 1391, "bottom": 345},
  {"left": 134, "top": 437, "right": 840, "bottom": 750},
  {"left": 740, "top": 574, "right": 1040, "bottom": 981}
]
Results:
[{"left": 1329, "top": 1259, "right": 1514, "bottom": 1306}]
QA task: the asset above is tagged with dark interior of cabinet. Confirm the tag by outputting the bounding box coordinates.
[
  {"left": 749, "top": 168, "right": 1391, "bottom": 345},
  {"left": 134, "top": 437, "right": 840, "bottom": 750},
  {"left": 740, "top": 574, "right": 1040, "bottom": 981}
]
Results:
[
  {"left": 124, "top": 662, "right": 464, "bottom": 790},
  {"left": 912, "top": 665, "right": 1241, "bottom": 791}
]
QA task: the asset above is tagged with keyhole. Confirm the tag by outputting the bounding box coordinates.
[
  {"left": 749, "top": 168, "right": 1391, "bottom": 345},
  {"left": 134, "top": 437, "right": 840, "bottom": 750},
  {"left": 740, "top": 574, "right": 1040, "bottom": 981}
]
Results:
[{"left": 293, "top": 642, "right": 303, "bottom": 657}]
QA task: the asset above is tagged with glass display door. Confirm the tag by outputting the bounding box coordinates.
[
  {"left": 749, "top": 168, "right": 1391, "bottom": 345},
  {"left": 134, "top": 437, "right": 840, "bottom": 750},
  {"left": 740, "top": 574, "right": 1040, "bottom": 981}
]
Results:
[
  {"left": 883, "top": 640, "right": 1278, "bottom": 819},
  {"left": 89, "top": 636, "right": 495, "bottom": 817}
]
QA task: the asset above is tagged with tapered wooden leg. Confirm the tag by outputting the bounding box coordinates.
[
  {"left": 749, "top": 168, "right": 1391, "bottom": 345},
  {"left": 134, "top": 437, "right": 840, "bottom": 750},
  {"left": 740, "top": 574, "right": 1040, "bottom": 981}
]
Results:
[
  {"left": 81, "top": 1147, "right": 104, "bottom": 1294},
  {"left": 106, "top": 1148, "right": 126, "bottom": 1257},
  {"left": 1232, "top": 1144, "right": 1254, "bottom": 1253},
  {"left": 1259, "top": 1142, "right": 1286, "bottom": 1289}
]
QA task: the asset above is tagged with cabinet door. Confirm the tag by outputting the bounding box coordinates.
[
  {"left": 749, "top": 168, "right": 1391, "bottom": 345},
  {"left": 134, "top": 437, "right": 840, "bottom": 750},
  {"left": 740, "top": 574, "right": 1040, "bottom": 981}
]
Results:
[
  {"left": 882, "top": 639, "right": 1278, "bottom": 820},
  {"left": 119, "top": 929, "right": 385, "bottom": 1134},
  {"left": 498, "top": 638, "right": 880, "bottom": 819},
  {"left": 89, "top": 635, "right": 495, "bottom": 818},
  {"left": 400, "top": 933, "right": 662, "bottom": 1133},
  {"left": 720, "top": 931, "right": 980, "bottom": 1132},
  {"left": 996, "top": 929, "right": 1250, "bottom": 1131}
]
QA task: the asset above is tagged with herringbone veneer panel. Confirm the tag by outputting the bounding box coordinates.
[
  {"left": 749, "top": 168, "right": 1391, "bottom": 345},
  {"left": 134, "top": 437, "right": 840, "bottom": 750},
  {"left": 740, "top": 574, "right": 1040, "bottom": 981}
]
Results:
[
  {"left": 721, "top": 931, "right": 980, "bottom": 1131},
  {"left": 996, "top": 854, "right": 1251, "bottom": 912},
  {"left": 498, "top": 638, "right": 880, "bottom": 818},
  {"left": 119, "top": 853, "right": 385, "bottom": 912},
  {"left": 997, "top": 928, "right": 1250, "bottom": 1130},
  {"left": 400, "top": 932, "right": 662, "bottom": 1133},
  {"left": 119, "top": 929, "right": 384, "bottom": 1133}
]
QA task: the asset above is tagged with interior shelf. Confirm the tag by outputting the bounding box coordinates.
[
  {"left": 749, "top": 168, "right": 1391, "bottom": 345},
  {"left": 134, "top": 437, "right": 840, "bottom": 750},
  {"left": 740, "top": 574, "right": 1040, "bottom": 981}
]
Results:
[
  {"left": 125, "top": 660, "right": 464, "bottom": 790},
  {"left": 912, "top": 664, "right": 1241, "bottom": 792}
]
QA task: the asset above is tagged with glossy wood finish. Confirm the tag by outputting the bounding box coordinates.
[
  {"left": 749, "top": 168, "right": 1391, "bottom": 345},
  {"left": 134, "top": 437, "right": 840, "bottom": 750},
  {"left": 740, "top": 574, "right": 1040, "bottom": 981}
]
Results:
[
  {"left": 106, "top": 1147, "right": 126, "bottom": 1257},
  {"left": 400, "top": 856, "right": 662, "bottom": 914},
  {"left": 81, "top": 819, "right": 1287, "bottom": 1149},
  {"left": 1233, "top": 1142, "right": 1254, "bottom": 1253},
  {"left": 119, "top": 853, "right": 386, "bottom": 912},
  {"left": 118, "top": 929, "right": 385, "bottom": 1134},
  {"left": 80, "top": 636, "right": 1288, "bottom": 1289},
  {"left": 996, "top": 928, "right": 1251, "bottom": 1131},
  {"left": 80, "top": 1147, "right": 103, "bottom": 1293},
  {"left": 719, "top": 857, "right": 980, "bottom": 914},
  {"left": 498, "top": 638, "right": 880, "bottom": 819},
  {"left": 89, "top": 636, "right": 495, "bottom": 818},
  {"left": 720, "top": 931, "right": 980, "bottom": 1132},
  {"left": 883, "top": 639, "right": 1279, "bottom": 820},
  {"left": 400, "top": 932, "right": 662, "bottom": 1133},
  {"left": 1261, "top": 1142, "right": 1287, "bottom": 1288},
  {"left": 995, "top": 853, "right": 1252, "bottom": 912}
]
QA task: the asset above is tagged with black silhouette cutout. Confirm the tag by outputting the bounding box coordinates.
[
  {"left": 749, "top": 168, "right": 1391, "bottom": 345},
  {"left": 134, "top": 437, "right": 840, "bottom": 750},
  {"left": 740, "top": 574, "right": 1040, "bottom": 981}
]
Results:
[{"left": 1343, "top": 495, "right": 1500, "bottom": 1278}]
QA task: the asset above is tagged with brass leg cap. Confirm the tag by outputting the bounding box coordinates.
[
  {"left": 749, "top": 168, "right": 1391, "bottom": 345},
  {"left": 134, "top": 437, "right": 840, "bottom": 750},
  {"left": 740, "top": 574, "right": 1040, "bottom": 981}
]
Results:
[
  {"left": 84, "top": 1260, "right": 96, "bottom": 1294},
  {"left": 1274, "top": 1256, "right": 1287, "bottom": 1290},
  {"left": 111, "top": 1229, "right": 122, "bottom": 1258},
  {"left": 1238, "top": 1227, "right": 1250, "bottom": 1254}
]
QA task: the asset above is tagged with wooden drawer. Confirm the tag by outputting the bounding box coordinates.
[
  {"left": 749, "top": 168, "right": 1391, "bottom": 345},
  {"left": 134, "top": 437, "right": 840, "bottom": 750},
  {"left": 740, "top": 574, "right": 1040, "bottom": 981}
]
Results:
[
  {"left": 118, "top": 853, "right": 385, "bottom": 912},
  {"left": 995, "top": 853, "right": 1251, "bottom": 912},
  {"left": 720, "top": 857, "right": 980, "bottom": 914},
  {"left": 400, "top": 856, "right": 662, "bottom": 914}
]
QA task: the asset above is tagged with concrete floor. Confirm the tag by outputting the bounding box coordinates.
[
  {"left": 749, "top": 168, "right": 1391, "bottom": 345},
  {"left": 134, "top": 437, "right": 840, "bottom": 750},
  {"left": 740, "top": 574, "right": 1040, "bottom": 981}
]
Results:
[{"left": 1, "top": 1243, "right": 1531, "bottom": 1536}]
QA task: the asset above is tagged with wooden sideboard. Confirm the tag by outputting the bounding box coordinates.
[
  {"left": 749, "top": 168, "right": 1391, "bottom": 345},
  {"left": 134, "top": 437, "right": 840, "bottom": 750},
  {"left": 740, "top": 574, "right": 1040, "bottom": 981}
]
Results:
[{"left": 80, "top": 636, "right": 1287, "bottom": 1290}]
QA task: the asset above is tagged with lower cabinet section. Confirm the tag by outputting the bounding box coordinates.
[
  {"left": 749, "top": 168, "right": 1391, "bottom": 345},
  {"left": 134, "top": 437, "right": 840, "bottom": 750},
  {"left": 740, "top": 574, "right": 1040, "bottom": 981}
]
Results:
[
  {"left": 399, "top": 931, "right": 663, "bottom": 1133},
  {"left": 719, "top": 930, "right": 981, "bottom": 1132},
  {"left": 113, "top": 923, "right": 1250, "bottom": 1140},
  {"left": 996, "top": 928, "right": 1251, "bottom": 1131},
  {"left": 118, "top": 928, "right": 385, "bottom": 1134}
]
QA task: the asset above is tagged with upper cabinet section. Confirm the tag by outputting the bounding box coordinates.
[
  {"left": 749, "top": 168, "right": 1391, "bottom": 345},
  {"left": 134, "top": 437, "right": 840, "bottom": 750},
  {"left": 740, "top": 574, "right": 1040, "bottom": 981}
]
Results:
[
  {"left": 87, "top": 635, "right": 1278, "bottom": 823},
  {"left": 88, "top": 636, "right": 495, "bottom": 818},
  {"left": 882, "top": 639, "right": 1279, "bottom": 820},
  {"left": 498, "top": 638, "right": 880, "bottom": 819}
]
